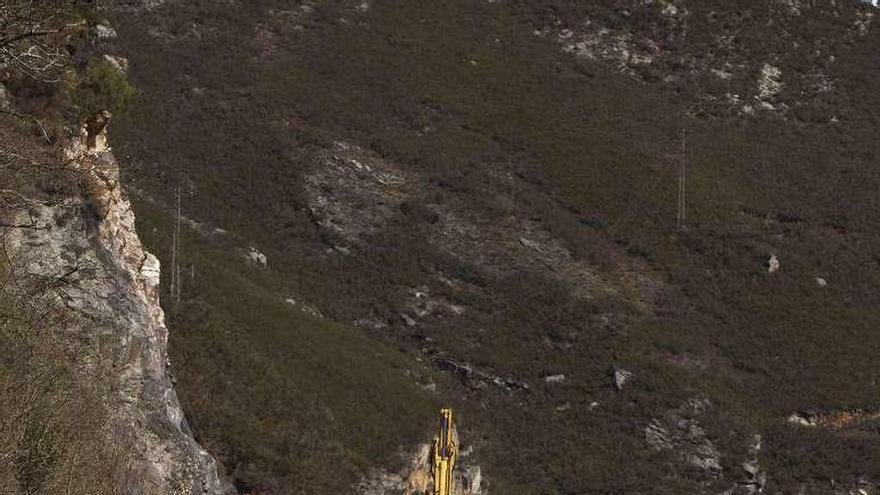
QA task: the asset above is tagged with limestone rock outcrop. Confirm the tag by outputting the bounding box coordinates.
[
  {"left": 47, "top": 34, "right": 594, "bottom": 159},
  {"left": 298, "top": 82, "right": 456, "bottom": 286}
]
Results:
[{"left": 3, "top": 140, "right": 225, "bottom": 494}]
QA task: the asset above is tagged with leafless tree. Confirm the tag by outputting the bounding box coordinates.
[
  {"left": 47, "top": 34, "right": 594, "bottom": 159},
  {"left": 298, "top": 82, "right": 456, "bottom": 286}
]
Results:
[{"left": 0, "top": 2, "right": 84, "bottom": 82}]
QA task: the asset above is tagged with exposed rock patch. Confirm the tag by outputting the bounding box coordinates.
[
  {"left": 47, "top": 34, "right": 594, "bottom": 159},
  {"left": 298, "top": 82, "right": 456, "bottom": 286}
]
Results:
[
  {"left": 0, "top": 83, "right": 10, "bottom": 110},
  {"left": 738, "top": 434, "right": 766, "bottom": 494},
  {"left": 245, "top": 246, "right": 268, "bottom": 268},
  {"left": 612, "top": 367, "right": 633, "bottom": 390},
  {"left": 544, "top": 373, "right": 566, "bottom": 384},
  {"left": 434, "top": 355, "right": 529, "bottom": 392},
  {"left": 645, "top": 398, "right": 722, "bottom": 477},
  {"left": 103, "top": 54, "right": 130, "bottom": 74},
  {"left": 533, "top": 0, "right": 867, "bottom": 121},
  {"left": 305, "top": 141, "right": 412, "bottom": 247},
  {"left": 767, "top": 254, "right": 780, "bottom": 274},
  {"left": 93, "top": 21, "right": 118, "bottom": 40},
  {"left": 757, "top": 64, "right": 783, "bottom": 101},
  {"left": 787, "top": 409, "right": 880, "bottom": 430},
  {"left": 303, "top": 139, "right": 661, "bottom": 309}
]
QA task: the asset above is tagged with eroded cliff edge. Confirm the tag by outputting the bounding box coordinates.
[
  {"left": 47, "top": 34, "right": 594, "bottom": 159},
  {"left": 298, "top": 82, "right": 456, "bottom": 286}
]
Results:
[{"left": 0, "top": 126, "right": 224, "bottom": 494}]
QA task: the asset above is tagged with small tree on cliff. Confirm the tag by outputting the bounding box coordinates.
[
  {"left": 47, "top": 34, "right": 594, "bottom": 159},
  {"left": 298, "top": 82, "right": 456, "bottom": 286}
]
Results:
[{"left": 65, "top": 57, "right": 135, "bottom": 118}]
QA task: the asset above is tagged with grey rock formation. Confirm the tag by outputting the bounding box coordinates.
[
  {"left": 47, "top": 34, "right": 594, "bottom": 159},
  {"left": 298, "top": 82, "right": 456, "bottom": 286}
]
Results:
[
  {"left": 0, "top": 82, "right": 9, "bottom": 110},
  {"left": 435, "top": 356, "right": 529, "bottom": 392},
  {"left": 612, "top": 367, "right": 633, "bottom": 390},
  {"left": 544, "top": 374, "right": 566, "bottom": 384},
  {"left": 738, "top": 434, "right": 766, "bottom": 494},
  {"left": 305, "top": 140, "right": 410, "bottom": 244},
  {"left": 645, "top": 399, "right": 722, "bottom": 476},
  {"left": 757, "top": 64, "right": 784, "bottom": 101},
  {"left": 767, "top": 254, "right": 780, "bottom": 274},
  {"left": 103, "top": 54, "right": 130, "bottom": 74},
  {"left": 246, "top": 246, "right": 268, "bottom": 267},
  {"left": 93, "top": 22, "right": 119, "bottom": 40},
  {"left": 359, "top": 443, "right": 432, "bottom": 495},
  {"left": 460, "top": 465, "right": 482, "bottom": 494}
]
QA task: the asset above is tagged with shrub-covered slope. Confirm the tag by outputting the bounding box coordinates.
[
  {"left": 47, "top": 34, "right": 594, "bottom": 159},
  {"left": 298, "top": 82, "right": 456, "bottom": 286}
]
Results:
[{"left": 109, "top": 0, "right": 880, "bottom": 493}]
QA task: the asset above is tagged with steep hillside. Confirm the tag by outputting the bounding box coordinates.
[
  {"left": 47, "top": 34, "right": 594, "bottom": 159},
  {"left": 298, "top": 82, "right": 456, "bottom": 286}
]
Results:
[{"left": 103, "top": 0, "right": 880, "bottom": 493}]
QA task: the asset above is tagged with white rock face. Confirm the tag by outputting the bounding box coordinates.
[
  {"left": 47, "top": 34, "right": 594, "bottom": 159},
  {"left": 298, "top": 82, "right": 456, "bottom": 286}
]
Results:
[
  {"left": 768, "top": 254, "right": 780, "bottom": 274},
  {"left": 103, "top": 54, "right": 130, "bottom": 74},
  {"left": 662, "top": 4, "right": 679, "bottom": 16},
  {"left": 816, "top": 277, "right": 828, "bottom": 287},
  {"left": 142, "top": 252, "right": 162, "bottom": 287},
  {"left": 0, "top": 82, "right": 10, "bottom": 110},
  {"left": 779, "top": 0, "right": 804, "bottom": 15},
  {"left": 93, "top": 23, "right": 118, "bottom": 40},
  {"left": 246, "top": 246, "right": 268, "bottom": 267},
  {"left": 305, "top": 141, "right": 409, "bottom": 244},
  {"left": 854, "top": 10, "right": 875, "bottom": 37},
  {"left": 400, "top": 313, "right": 417, "bottom": 327},
  {"left": 461, "top": 465, "right": 482, "bottom": 494},
  {"left": 556, "top": 26, "right": 656, "bottom": 76},
  {"left": 787, "top": 412, "right": 816, "bottom": 427},
  {"left": 645, "top": 399, "right": 722, "bottom": 476},
  {"left": 757, "top": 64, "right": 783, "bottom": 100},
  {"left": 740, "top": 434, "right": 767, "bottom": 494},
  {"left": 612, "top": 367, "right": 633, "bottom": 390},
  {"left": 544, "top": 374, "right": 566, "bottom": 384},
  {"left": 5, "top": 144, "right": 224, "bottom": 494}
]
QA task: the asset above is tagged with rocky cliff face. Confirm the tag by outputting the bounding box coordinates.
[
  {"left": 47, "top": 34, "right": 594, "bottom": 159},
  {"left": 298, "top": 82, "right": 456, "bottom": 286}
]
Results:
[{"left": 2, "top": 134, "right": 224, "bottom": 494}]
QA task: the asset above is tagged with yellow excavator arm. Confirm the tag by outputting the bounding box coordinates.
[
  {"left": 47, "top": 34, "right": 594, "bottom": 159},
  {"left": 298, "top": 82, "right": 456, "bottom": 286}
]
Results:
[{"left": 432, "top": 408, "right": 457, "bottom": 495}]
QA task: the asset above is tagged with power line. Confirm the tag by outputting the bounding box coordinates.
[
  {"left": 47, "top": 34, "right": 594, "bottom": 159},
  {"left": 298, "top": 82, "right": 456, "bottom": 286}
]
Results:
[{"left": 677, "top": 128, "right": 687, "bottom": 230}]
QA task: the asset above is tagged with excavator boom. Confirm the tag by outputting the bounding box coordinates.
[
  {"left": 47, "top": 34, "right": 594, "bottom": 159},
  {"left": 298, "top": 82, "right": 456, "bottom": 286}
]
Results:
[{"left": 432, "top": 408, "right": 457, "bottom": 495}]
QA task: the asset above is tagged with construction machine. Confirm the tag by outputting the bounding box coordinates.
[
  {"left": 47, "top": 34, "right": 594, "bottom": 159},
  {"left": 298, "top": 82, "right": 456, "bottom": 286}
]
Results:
[{"left": 432, "top": 408, "right": 457, "bottom": 495}]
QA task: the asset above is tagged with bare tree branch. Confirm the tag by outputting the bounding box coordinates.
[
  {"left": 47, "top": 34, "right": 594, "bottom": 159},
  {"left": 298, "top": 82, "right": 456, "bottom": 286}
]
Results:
[{"left": 0, "top": 3, "right": 81, "bottom": 82}]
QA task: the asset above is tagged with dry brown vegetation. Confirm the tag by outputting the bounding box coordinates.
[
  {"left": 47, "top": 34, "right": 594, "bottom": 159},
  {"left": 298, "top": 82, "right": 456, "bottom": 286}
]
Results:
[{"left": 0, "top": 252, "right": 134, "bottom": 494}]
